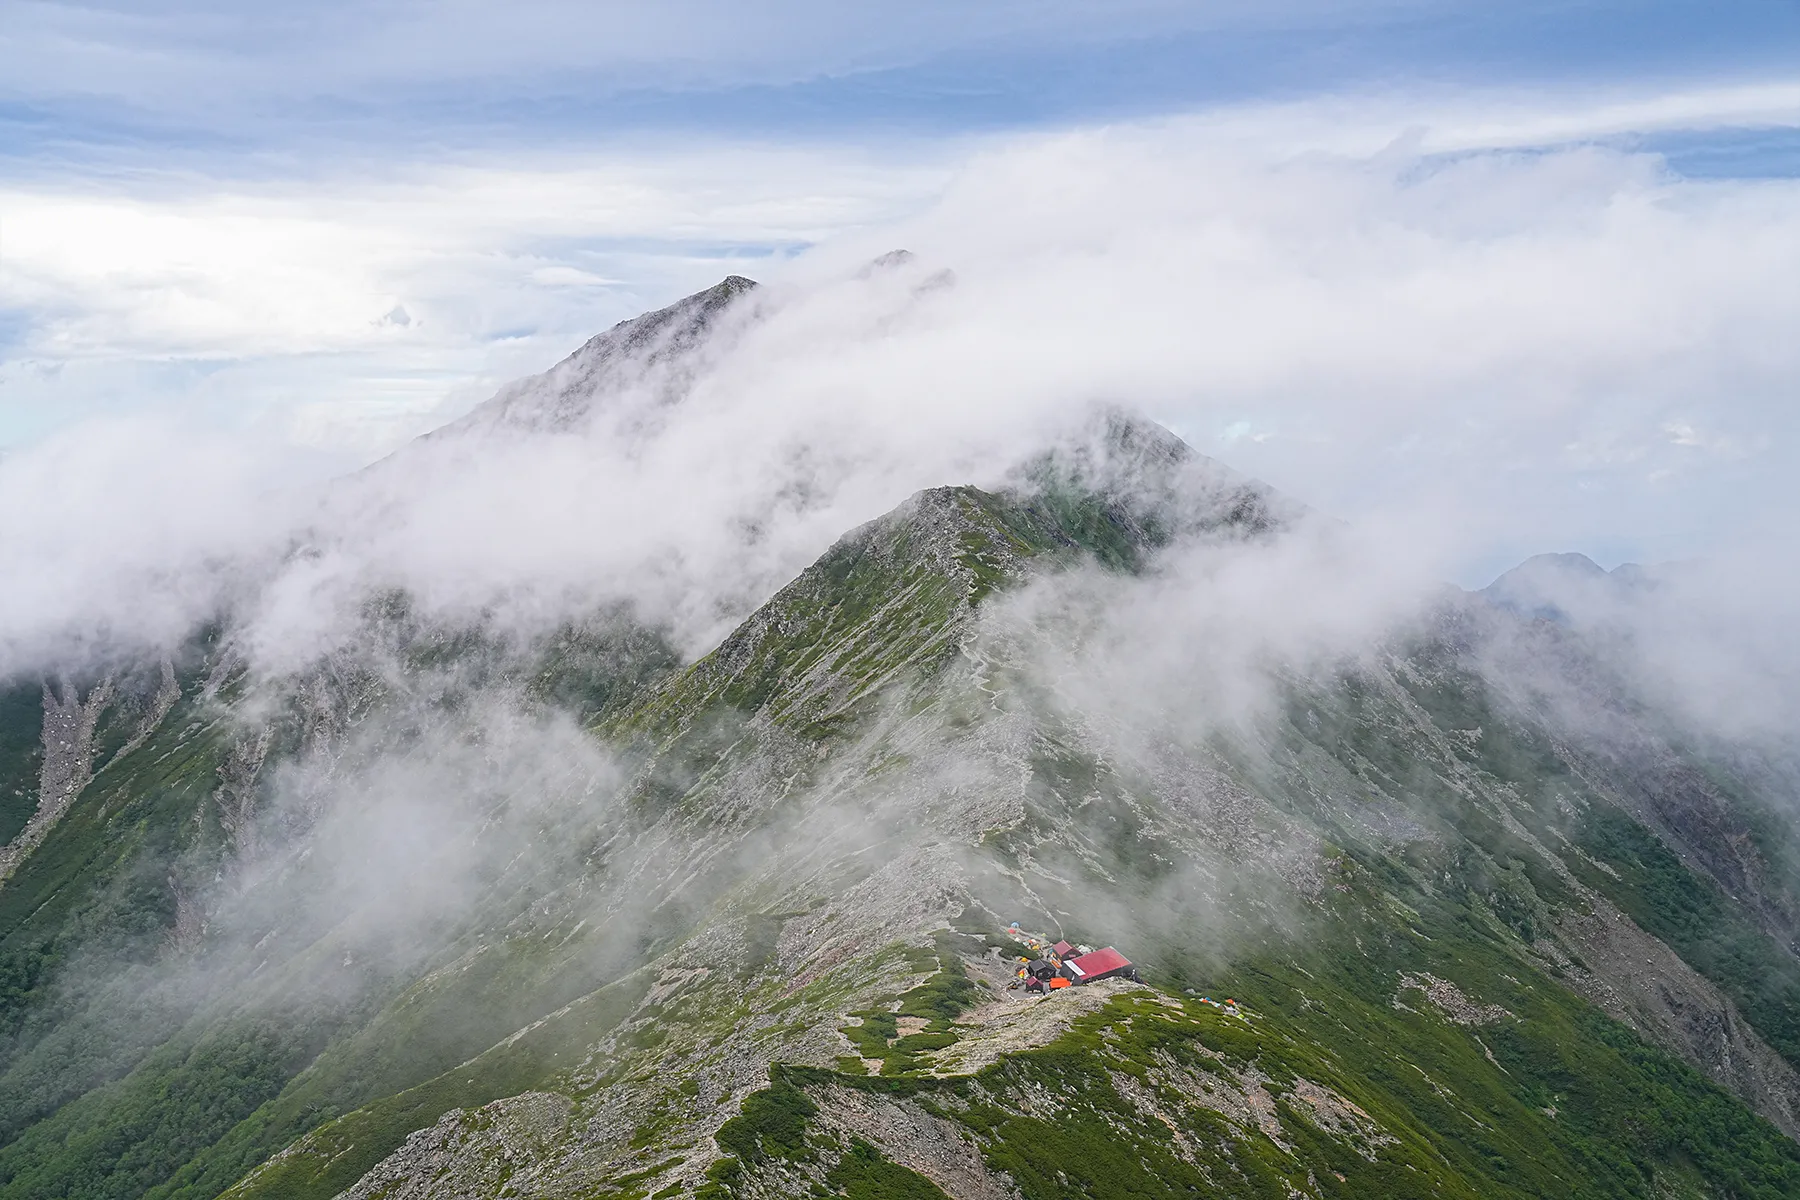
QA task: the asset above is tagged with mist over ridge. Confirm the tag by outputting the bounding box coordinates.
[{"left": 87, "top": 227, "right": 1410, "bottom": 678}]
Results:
[
  {"left": 6, "top": 127, "right": 1800, "bottom": 687},
  {"left": 1, "top": 140, "right": 1800, "bottom": 1198},
  {"left": 6, "top": 0, "right": 1800, "bottom": 1190}
]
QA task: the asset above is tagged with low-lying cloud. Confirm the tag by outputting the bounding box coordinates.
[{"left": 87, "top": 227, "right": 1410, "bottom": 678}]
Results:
[
  {"left": 4, "top": 76, "right": 1800, "bottom": 1198},
  {"left": 3, "top": 116, "right": 1798, "bottom": 688}
]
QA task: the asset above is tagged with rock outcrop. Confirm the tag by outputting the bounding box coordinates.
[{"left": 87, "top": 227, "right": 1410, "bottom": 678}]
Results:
[{"left": 0, "top": 674, "right": 113, "bottom": 884}]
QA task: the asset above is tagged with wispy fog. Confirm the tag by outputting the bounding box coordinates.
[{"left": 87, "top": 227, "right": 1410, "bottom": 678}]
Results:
[
  {"left": 3, "top": 28, "right": 1800, "bottom": 1194},
  {"left": 5, "top": 123, "right": 1798, "bottom": 688},
  {"left": 1473, "top": 545, "right": 1800, "bottom": 749},
  {"left": 0, "top": 120, "right": 1796, "bottom": 1187}
]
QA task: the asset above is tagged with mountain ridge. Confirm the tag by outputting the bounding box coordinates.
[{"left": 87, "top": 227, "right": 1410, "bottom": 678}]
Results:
[
  {"left": 0, "top": 282, "right": 1796, "bottom": 1198},
  {"left": 431, "top": 274, "right": 761, "bottom": 441}
]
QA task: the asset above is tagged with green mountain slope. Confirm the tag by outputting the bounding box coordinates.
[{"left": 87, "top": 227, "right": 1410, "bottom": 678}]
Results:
[{"left": 0, "top": 284, "right": 1797, "bottom": 1198}]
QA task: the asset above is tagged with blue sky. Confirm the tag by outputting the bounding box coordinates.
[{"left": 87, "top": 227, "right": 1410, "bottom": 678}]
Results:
[
  {"left": 3, "top": 3, "right": 1795, "bottom": 130},
  {"left": 4, "top": 1, "right": 1799, "bottom": 165},
  {"left": 2, "top": 0, "right": 1799, "bottom": 585}
]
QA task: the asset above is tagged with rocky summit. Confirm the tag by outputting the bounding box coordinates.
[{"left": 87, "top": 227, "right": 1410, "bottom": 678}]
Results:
[{"left": 1, "top": 279, "right": 1799, "bottom": 1200}]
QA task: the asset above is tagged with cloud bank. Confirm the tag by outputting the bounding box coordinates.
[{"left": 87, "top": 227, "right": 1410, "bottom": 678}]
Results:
[{"left": 2, "top": 115, "right": 1798, "bottom": 687}]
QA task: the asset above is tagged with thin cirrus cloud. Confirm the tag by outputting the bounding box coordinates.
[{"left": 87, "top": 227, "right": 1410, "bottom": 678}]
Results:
[
  {"left": 0, "top": 2, "right": 1445, "bottom": 108},
  {"left": 5, "top": 1, "right": 1797, "bottom": 155}
]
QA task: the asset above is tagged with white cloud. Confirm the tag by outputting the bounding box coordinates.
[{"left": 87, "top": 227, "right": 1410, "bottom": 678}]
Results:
[
  {"left": 0, "top": 142, "right": 954, "bottom": 447},
  {"left": 215, "top": 127, "right": 1800, "bottom": 664},
  {"left": 1192, "top": 79, "right": 1800, "bottom": 159},
  {"left": 3, "top": 90, "right": 1800, "bottom": 677},
  {"left": 0, "top": 414, "right": 307, "bottom": 673},
  {"left": 0, "top": 147, "right": 949, "bottom": 361},
  {"left": 530, "top": 267, "right": 625, "bottom": 289}
]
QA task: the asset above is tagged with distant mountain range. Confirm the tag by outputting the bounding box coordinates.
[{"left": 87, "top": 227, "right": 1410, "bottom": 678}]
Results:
[{"left": 1481, "top": 551, "right": 1679, "bottom": 623}]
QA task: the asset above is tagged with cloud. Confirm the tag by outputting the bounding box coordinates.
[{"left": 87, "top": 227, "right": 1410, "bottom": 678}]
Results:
[
  {"left": 0, "top": 414, "right": 305, "bottom": 676},
  {"left": 993, "top": 510, "right": 1450, "bottom": 745},
  {"left": 0, "top": 143, "right": 953, "bottom": 447},
  {"left": 833, "top": 123, "right": 1800, "bottom": 568},
  {"left": 3, "top": 109, "right": 1800, "bottom": 678},
  {"left": 1477, "top": 548, "right": 1800, "bottom": 748},
  {"left": 1193, "top": 80, "right": 1800, "bottom": 160},
  {"left": 0, "top": 148, "right": 949, "bottom": 362},
  {"left": 7, "top": 78, "right": 1798, "bottom": 466},
  {"left": 5, "top": 77, "right": 1800, "bottom": 1145}
]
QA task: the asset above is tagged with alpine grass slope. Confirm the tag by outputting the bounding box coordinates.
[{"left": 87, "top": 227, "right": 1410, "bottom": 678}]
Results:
[{"left": 1, "top": 276, "right": 1799, "bottom": 1199}]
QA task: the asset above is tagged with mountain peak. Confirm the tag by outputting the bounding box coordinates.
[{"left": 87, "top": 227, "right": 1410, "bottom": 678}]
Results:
[
  {"left": 431, "top": 273, "right": 762, "bottom": 439},
  {"left": 860, "top": 248, "right": 915, "bottom": 274},
  {"left": 1011, "top": 406, "right": 1298, "bottom": 564},
  {"left": 1481, "top": 551, "right": 1637, "bottom": 622}
]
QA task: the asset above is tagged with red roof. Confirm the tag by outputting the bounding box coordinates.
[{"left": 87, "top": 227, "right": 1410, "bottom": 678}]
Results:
[
  {"left": 1052, "top": 940, "right": 1075, "bottom": 958},
  {"left": 1064, "top": 947, "right": 1131, "bottom": 978}
]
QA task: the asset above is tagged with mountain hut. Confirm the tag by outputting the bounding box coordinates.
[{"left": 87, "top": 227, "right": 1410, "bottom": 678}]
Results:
[{"left": 1061, "top": 947, "right": 1138, "bottom": 984}]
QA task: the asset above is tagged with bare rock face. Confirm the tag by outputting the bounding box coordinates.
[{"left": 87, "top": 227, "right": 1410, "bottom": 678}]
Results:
[
  {"left": 100, "top": 656, "right": 180, "bottom": 773},
  {"left": 1544, "top": 892, "right": 1800, "bottom": 1139},
  {"left": 1395, "top": 972, "right": 1511, "bottom": 1026},
  {"left": 0, "top": 674, "right": 114, "bottom": 884},
  {"left": 809, "top": 1082, "right": 1023, "bottom": 1200},
  {"left": 931, "top": 987, "right": 1122, "bottom": 1077},
  {"left": 167, "top": 870, "right": 207, "bottom": 955},
  {"left": 215, "top": 726, "right": 273, "bottom": 858},
  {"left": 338, "top": 1092, "right": 575, "bottom": 1200}
]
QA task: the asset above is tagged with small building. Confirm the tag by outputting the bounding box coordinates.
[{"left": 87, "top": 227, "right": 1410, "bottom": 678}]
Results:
[
  {"left": 1051, "top": 940, "right": 1076, "bottom": 960},
  {"left": 1061, "top": 947, "right": 1138, "bottom": 984}
]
